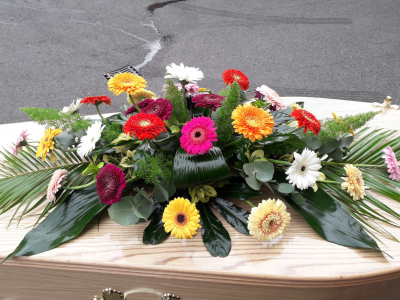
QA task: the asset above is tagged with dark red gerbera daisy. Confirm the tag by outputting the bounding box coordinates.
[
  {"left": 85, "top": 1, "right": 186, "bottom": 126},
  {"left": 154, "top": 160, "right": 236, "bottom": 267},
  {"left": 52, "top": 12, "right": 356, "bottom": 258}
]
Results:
[
  {"left": 191, "top": 94, "right": 226, "bottom": 111},
  {"left": 123, "top": 112, "right": 167, "bottom": 140},
  {"left": 290, "top": 109, "right": 321, "bottom": 135},
  {"left": 141, "top": 98, "right": 173, "bottom": 120},
  {"left": 125, "top": 98, "right": 154, "bottom": 116},
  {"left": 81, "top": 95, "right": 111, "bottom": 106},
  {"left": 222, "top": 69, "right": 250, "bottom": 90},
  {"left": 96, "top": 164, "right": 127, "bottom": 205}
]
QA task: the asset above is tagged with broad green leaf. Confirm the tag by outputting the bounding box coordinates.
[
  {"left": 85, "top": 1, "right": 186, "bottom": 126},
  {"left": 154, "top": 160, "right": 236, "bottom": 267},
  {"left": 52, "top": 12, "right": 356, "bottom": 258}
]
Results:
[
  {"left": 305, "top": 137, "right": 322, "bottom": 151},
  {"left": 108, "top": 196, "right": 141, "bottom": 226},
  {"left": 173, "top": 147, "right": 231, "bottom": 188},
  {"left": 210, "top": 197, "right": 250, "bottom": 235},
  {"left": 131, "top": 188, "right": 154, "bottom": 220},
  {"left": 338, "top": 136, "right": 354, "bottom": 148},
  {"left": 328, "top": 148, "right": 344, "bottom": 162},
  {"left": 245, "top": 176, "right": 262, "bottom": 190},
  {"left": 4, "top": 184, "right": 105, "bottom": 262},
  {"left": 318, "top": 138, "right": 340, "bottom": 154},
  {"left": 216, "top": 182, "right": 262, "bottom": 200},
  {"left": 154, "top": 183, "right": 169, "bottom": 202},
  {"left": 243, "top": 161, "right": 274, "bottom": 182},
  {"left": 142, "top": 203, "right": 170, "bottom": 245},
  {"left": 291, "top": 191, "right": 306, "bottom": 206},
  {"left": 278, "top": 183, "right": 295, "bottom": 194},
  {"left": 279, "top": 187, "right": 381, "bottom": 251},
  {"left": 199, "top": 202, "right": 231, "bottom": 257}
]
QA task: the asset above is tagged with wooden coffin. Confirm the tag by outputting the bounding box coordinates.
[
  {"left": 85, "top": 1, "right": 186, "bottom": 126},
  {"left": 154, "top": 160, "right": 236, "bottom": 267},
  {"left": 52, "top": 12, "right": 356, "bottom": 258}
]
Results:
[{"left": 1, "top": 97, "right": 400, "bottom": 300}]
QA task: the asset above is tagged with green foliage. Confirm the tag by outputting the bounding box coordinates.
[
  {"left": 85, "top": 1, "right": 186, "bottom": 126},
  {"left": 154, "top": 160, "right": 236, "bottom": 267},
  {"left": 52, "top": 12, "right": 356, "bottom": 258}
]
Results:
[
  {"left": 164, "top": 78, "right": 188, "bottom": 122},
  {"left": 303, "top": 111, "right": 381, "bottom": 142},
  {"left": 219, "top": 87, "right": 230, "bottom": 97},
  {"left": 264, "top": 142, "right": 298, "bottom": 158},
  {"left": 135, "top": 153, "right": 174, "bottom": 186},
  {"left": 20, "top": 107, "right": 91, "bottom": 133},
  {"left": 101, "top": 121, "right": 123, "bottom": 143},
  {"left": 215, "top": 81, "right": 241, "bottom": 143}
]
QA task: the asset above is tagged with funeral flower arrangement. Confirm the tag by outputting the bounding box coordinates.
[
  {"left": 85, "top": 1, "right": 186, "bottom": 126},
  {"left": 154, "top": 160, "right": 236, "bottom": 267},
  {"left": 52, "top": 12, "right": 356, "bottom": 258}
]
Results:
[{"left": 2, "top": 63, "right": 400, "bottom": 260}]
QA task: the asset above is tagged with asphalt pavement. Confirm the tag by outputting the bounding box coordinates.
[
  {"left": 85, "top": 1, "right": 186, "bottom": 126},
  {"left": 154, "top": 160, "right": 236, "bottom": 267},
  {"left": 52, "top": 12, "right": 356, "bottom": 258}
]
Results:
[{"left": 0, "top": 0, "right": 399, "bottom": 124}]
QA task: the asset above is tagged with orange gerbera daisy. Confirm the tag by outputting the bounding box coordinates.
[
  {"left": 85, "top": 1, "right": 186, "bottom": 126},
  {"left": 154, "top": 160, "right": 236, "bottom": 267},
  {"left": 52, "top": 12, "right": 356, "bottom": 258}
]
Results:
[
  {"left": 108, "top": 72, "right": 147, "bottom": 96},
  {"left": 231, "top": 103, "right": 275, "bottom": 142}
]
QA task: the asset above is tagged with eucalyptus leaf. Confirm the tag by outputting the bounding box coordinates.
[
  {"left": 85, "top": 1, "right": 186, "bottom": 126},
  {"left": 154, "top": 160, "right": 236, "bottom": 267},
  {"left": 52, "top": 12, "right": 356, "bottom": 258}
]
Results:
[
  {"left": 278, "top": 183, "right": 295, "bottom": 194},
  {"left": 328, "top": 148, "right": 344, "bottom": 162},
  {"left": 54, "top": 131, "right": 76, "bottom": 149},
  {"left": 245, "top": 175, "right": 262, "bottom": 190},
  {"left": 199, "top": 202, "right": 231, "bottom": 257},
  {"left": 318, "top": 138, "right": 340, "bottom": 154},
  {"left": 131, "top": 188, "right": 154, "bottom": 220},
  {"left": 243, "top": 161, "right": 274, "bottom": 182},
  {"left": 305, "top": 137, "right": 322, "bottom": 151},
  {"left": 108, "top": 196, "right": 140, "bottom": 226},
  {"left": 4, "top": 185, "right": 105, "bottom": 262},
  {"left": 153, "top": 179, "right": 177, "bottom": 203},
  {"left": 338, "top": 135, "right": 354, "bottom": 148}
]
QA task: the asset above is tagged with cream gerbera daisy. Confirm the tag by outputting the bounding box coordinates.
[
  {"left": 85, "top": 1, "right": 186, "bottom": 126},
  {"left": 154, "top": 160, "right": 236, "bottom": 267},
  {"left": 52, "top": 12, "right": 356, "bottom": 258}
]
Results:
[
  {"left": 248, "top": 199, "right": 291, "bottom": 241},
  {"left": 341, "top": 164, "right": 366, "bottom": 200},
  {"left": 285, "top": 148, "right": 322, "bottom": 190},
  {"left": 127, "top": 89, "right": 156, "bottom": 104},
  {"left": 162, "top": 197, "right": 201, "bottom": 239}
]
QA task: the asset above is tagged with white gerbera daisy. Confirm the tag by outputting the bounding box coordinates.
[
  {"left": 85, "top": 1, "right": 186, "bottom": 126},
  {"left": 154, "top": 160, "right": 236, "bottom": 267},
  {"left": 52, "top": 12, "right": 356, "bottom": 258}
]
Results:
[
  {"left": 165, "top": 63, "right": 204, "bottom": 83},
  {"left": 285, "top": 148, "right": 322, "bottom": 190},
  {"left": 77, "top": 121, "right": 105, "bottom": 157},
  {"left": 60, "top": 98, "right": 83, "bottom": 115}
]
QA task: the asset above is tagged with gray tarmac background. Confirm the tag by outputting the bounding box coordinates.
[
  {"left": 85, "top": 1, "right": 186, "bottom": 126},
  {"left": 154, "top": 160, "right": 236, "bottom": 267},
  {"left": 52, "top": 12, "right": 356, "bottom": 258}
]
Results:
[{"left": 0, "top": 0, "right": 399, "bottom": 124}]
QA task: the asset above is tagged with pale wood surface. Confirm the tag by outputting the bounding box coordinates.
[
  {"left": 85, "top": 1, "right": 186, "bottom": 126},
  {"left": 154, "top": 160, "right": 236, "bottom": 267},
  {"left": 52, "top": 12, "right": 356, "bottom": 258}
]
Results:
[{"left": 1, "top": 97, "right": 400, "bottom": 299}]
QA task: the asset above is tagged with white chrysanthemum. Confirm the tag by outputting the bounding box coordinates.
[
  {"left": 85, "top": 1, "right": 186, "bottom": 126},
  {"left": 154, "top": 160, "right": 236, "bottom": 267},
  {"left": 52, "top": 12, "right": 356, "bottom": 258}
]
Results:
[
  {"left": 165, "top": 63, "right": 204, "bottom": 83},
  {"left": 285, "top": 148, "right": 322, "bottom": 190},
  {"left": 60, "top": 98, "right": 83, "bottom": 115},
  {"left": 77, "top": 121, "right": 105, "bottom": 157}
]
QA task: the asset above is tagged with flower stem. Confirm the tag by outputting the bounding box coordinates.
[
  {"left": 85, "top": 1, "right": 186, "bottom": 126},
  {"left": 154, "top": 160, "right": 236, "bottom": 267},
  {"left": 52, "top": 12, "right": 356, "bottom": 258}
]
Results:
[
  {"left": 267, "top": 158, "right": 292, "bottom": 165},
  {"left": 321, "top": 161, "right": 385, "bottom": 168},
  {"left": 246, "top": 200, "right": 256, "bottom": 207},
  {"left": 318, "top": 180, "right": 342, "bottom": 184},
  {"left": 55, "top": 146, "right": 78, "bottom": 152},
  {"left": 95, "top": 104, "right": 107, "bottom": 123},
  {"left": 222, "top": 137, "right": 243, "bottom": 149},
  {"left": 126, "top": 177, "right": 138, "bottom": 183},
  {"left": 62, "top": 180, "right": 96, "bottom": 190},
  {"left": 128, "top": 94, "right": 141, "bottom": 113},
  {"left": 179, "top": 80, "right": 190, "bottom": 121}
]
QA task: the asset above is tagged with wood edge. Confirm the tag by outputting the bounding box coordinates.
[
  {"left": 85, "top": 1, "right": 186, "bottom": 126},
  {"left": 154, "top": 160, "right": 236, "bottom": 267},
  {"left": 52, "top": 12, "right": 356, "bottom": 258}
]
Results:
[{"left": 2, "top": 256, "right": 400, "bottom": 288}]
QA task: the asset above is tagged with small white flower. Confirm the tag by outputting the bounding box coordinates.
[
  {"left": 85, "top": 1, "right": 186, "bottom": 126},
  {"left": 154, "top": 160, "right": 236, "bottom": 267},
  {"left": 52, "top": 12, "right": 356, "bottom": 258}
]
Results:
[
  {"left": 165, "top": 63, "right": 204, "bottom": 83},
  {"left": 285, "top": 148, "right": 322, "bottom": 190},
  {"left": 61, "top": 98, "right": 83, "bottom": 115},
  {"left": 77, "top": 121, "right": 105, "bottom": 157}
]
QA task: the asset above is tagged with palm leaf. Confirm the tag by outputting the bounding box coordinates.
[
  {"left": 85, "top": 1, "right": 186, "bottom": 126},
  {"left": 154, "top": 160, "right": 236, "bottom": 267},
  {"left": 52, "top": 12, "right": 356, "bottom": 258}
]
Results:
[{"left": 0, "top": 145, "right": 90, "bottom": 227}]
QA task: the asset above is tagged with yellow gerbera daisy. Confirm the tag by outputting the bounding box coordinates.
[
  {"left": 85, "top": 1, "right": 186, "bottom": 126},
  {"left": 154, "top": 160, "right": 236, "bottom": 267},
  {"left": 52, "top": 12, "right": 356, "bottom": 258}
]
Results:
[
  {"left": 341, "top": 164, "right": 366, "bottom": 200},
  {"left": 248, "top": 199, "right": 291, "bottom": 241},
  {"left": 108, "top": 72, "right": 147, "bottom": 96},
  {"left": 199, "top": 88, "right": 208, "bottom": 92},
  {"left": 289, "top": 103, "right": 302, "bottom": 111},
  {"left": 162, "top": 197, "right": 201, "bottom": 239},
  {"left": 231, "top": 103, "right": 275, "bottom": 142},
  {"left": 127, "top": 89, "right": 156, "bottom": 104},
  {"left": 36, "top": 128, "right": 62, "bottom": 163}
]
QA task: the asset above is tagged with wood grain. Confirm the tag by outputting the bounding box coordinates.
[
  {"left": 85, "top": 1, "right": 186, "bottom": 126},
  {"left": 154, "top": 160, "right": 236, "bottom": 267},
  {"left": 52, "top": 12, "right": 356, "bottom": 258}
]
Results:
[{"left": 1, "top": 97, "right": 400, "bottom": 299}]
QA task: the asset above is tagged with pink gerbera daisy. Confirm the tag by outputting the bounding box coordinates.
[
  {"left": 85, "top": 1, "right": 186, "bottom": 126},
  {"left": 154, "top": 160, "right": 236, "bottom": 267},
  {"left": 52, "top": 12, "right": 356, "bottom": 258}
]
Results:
[
  {"left": 141, "top": 98, "right": 173, "bottom": 120},
  {"left": 12, "top": 130, "right": 30, "bottom": 156},
  {"left": 382, "top": 147, "right": 400, "bottom": 181},
  {"left": 191, "top": 94, "right": 225, "bottom": 111},
  {"left": 256, "top": 85, "right": 286, "bottom": 110},
  {"left": 47, "top": 169, "right": 68, "bottom": 202},
  {"left": 180, "top": 116, "right": 218, "bottom": 155},
  {"left": 185, "top": 83, "right": 200, "bottom": 96},
  {"left": 96, "top": 164, "right": 127, "bottom": 205},
  {"left": 125, "top": 98, "right": 154, "bottom": 116}
]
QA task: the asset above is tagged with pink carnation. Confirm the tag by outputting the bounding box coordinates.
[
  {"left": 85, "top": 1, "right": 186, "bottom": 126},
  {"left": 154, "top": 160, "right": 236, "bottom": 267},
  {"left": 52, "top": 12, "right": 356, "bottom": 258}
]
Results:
[
  {"left": 96, "top": 164, "right": 127, "bottom": 205},
  {"left": 12, "top": 130, "right": 30, "bottom": 156},
  {"left": 256, "top": 85, "right": 286, "bottom": 110},
  {"left": 47, "top": 169, "right": 68, "bottom": 202},
  {"left": 180, "top": 116, "right": 217, "bottom": 156},
  {"left": 125, "top": 98, "right": 154, "bottom": 116},
  {"left": 382, "top": 147, "right": 400, "bottom": 181},
  {"left": 162, "top": 83, "right": 182, "bottom": 92},
  {"left": 185, "top": 83, "right": 200, "bottom": 96},
  {"left": 141, "top": 98, "right": 173, "bottom": 120},
  {"left": 191, "top": 94, "right": 225, "bottom": 111}
]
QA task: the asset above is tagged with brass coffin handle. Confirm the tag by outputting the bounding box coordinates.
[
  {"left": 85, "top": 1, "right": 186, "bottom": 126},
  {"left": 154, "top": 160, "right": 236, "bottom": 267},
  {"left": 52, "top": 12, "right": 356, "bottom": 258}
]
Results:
[{"left": 93, "top": 288, "right": 182, "bottom": 300}]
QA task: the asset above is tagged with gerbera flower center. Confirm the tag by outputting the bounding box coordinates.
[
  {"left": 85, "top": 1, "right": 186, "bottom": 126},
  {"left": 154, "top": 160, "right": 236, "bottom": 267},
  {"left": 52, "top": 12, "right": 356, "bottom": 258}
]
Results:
[
  {"left": 261, "top": 213, "right": 282, "bottom": 234},
  {"left": 189, "top": 125, "right": 207, "bottom": 144},
  {"left": 300, "top": 165, "right": 308, "bottom": 174},
  {"left": 175, "top": 212, "right": 189, "bottom": 226},
  {"left": 234, "top": 74, "right": 241, "bottom": 80},
  {"left": 139, "top": 120, "right": 151, "bottom": 127}
]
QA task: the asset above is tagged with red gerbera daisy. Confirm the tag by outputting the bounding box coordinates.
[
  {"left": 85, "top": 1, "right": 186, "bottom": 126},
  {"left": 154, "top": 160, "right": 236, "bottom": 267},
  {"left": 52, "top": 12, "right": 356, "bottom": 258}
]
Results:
[
  {"left": 123, "top": 112, "right": 167, "bottom": 140},
  {"left": 81, "top": 95, "right": 111, "bottom": 106},
  {"left": 290, "top": 109, "right": 321, "bottom": 135},
  {"left": 96, "top": 164, "right": 127, "bottom": 205},
  {"left": 222, "top": 69, "right": 250, "bottom": 90}
]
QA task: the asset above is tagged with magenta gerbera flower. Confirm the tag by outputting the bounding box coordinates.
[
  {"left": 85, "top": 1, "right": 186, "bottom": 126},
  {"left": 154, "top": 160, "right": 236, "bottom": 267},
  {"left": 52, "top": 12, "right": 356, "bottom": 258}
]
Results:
[
  {"left": 12, "top": 129, "right": 30, "bottom": 156},
  {"left": 125, "top": 98, "right": 154, "bottom": 116},
  {"left": 191, "top": 94, "right": 225, "bottom": 111},
  {"left": 141, "top": 98, "right": 173, "bottom": 120},
  {"left": 382, "top": 147, "right": 400, "bottom": 181},
  {"left": 180, "top": 116, "right": 218, "bottom": 155},
  {"left": 96, "top": 164, "right": 127, "bottom": 205}
]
